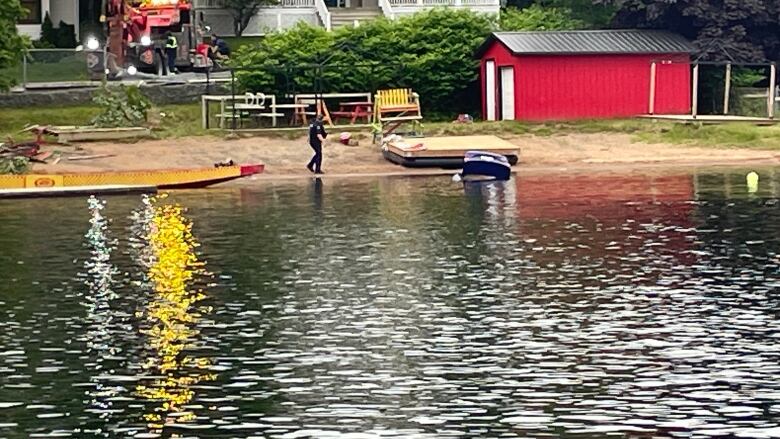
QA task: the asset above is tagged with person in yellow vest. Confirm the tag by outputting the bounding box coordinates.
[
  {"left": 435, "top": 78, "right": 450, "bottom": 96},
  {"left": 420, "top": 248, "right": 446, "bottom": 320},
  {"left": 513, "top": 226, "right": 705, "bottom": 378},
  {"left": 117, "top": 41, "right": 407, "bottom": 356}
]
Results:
[{"left": 165, "top": 31, "right": 178, "bottom": 75}]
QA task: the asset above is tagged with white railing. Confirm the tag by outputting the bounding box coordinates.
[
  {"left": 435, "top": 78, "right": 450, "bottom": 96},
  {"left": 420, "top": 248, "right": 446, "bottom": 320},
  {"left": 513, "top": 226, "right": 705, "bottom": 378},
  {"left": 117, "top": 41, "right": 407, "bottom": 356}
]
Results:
[
  {"left": 379, "top": 0, "right": 396, "bottom": 19},
  {"left": 194, "top": 0, "right": 314, "bottom": 7},
  {"left": 314, "top": 0, "right": 332, "bottom": 30},
  {"left": 280, "top": 0, "right": 315, "bottom": 6},
  {"left": 388, "top": 0, "right": 497, "bottom": 5}
]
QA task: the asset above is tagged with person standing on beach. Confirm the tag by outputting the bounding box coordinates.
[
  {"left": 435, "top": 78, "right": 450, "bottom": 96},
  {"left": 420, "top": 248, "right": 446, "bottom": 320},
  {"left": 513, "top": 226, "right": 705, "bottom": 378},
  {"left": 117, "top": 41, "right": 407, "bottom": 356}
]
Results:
[{"left": 307, "top": 114, "right": 327, "bottom": 174}]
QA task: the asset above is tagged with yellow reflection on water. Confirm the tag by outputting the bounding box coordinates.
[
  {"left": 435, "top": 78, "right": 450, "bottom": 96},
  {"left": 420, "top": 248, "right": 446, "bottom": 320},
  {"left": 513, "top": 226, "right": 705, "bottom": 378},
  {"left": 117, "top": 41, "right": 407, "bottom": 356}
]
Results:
[{"left": 135, "top": 195, "right": 215, "bottom": 430}]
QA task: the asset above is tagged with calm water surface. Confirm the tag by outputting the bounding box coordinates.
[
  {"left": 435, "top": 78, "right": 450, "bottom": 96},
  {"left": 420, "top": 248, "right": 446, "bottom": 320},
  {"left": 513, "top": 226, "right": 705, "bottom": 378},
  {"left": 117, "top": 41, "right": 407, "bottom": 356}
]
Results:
[{"left": 1, "top": 171, "right": 779, "bottom": 438}]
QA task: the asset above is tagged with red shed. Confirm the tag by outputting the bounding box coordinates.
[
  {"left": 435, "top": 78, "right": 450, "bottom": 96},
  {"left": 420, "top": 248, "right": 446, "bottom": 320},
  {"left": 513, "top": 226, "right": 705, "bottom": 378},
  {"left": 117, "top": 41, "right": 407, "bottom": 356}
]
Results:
[{"left": 475, "top": 30, "right": 695, "bottom": 121}]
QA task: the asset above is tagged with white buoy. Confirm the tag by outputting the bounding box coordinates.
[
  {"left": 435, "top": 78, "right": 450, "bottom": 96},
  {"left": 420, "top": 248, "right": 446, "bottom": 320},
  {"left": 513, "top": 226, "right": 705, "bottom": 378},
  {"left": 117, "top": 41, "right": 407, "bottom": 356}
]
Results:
[
  {"left": 452, "top": 173, "right": 462, "bottom": 183},
  {"left": 747, "top": 171, "right": 759, "bottom": 193}
]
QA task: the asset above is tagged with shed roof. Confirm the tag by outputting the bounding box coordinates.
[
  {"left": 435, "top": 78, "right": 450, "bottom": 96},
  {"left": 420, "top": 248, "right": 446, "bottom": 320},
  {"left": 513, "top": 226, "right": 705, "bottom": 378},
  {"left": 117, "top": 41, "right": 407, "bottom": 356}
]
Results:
[{"left": 475, "top": 30, "right": 695, "bottom": 57}]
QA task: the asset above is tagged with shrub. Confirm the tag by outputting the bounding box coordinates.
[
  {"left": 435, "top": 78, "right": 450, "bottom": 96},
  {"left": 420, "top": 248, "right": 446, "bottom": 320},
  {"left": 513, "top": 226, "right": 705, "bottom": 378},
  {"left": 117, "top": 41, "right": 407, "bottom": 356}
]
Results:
[
  {"left": 0, "top": 156, "right": 30, "bottom": 175},
  {"left": 41, "top": 12, "right": 57, "bottom": 46},
  {"left": 56, "top": 21, "right": 78, "bottom": 48},
  {"left": 231, "top": 9, "right": 495, "bottom": 115},
  {"left": 91, "top": 84, "right": 152, "bottom": 127},
  {"left": 0, "top": 0, "right": 28, "bottom": 91},
  {"left": 39, "top": 13, "right": 78, "bottom": 48}
]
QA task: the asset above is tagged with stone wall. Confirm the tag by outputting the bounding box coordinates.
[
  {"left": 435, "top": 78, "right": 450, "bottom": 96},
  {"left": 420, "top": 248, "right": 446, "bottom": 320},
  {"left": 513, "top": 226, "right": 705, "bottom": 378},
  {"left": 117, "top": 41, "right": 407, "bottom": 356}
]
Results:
[{"left": 0, "top": 82, "right": 230, "bottom": 108}]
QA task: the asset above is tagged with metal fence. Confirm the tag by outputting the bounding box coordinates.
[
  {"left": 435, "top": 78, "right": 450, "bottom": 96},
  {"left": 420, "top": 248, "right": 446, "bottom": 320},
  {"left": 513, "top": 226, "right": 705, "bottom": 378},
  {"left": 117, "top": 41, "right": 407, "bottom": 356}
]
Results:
[{"left": 0, "top": 49, "right": 99, "bottom": 90}]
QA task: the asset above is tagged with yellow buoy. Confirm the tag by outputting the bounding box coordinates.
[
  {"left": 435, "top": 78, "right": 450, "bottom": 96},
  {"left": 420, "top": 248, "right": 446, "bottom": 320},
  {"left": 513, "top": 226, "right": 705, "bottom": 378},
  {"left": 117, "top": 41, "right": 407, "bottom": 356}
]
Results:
[{"left": 746, "top": 171, "right": 759, "bottom": 193}]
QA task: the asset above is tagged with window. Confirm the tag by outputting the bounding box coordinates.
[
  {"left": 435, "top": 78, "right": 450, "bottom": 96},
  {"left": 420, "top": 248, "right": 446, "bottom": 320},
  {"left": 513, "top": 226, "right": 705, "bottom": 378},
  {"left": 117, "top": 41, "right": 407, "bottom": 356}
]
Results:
[{"left": 18, "top": 0, "right": 42, "bottom": 24}]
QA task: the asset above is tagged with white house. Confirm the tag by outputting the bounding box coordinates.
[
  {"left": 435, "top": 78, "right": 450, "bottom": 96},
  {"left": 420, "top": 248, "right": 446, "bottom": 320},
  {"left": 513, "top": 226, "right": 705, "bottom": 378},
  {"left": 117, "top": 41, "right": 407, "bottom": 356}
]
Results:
[
  {"left": 16, "top": 0, "right": 80, "bottom": 40},
  {"left": 16, "top": 0, "right": 499, "bottom": 41},
  {"left": 194, "top": 0, "right": 499, "bottom": 35}
]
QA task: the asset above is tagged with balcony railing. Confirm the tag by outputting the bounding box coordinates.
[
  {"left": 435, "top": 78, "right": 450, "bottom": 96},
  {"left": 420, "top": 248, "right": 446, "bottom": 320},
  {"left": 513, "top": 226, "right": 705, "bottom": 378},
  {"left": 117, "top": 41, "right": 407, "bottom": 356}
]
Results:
[
  {"left": 194, "top": 0, "right": 315, "bottom": 7},
  {"left": 388, "top": 0, "right": 498, "bottom": 5}
]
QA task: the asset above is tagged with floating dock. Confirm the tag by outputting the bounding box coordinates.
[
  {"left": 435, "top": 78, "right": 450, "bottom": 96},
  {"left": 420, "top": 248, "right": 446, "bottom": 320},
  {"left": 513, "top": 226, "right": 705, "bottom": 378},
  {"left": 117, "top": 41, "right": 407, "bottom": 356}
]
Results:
[
  {"left": 0, "top": 185, "right": 156, "bottom": 199},
  {"left": 383, "top": 135, "right": 520, "bottom": 168}
]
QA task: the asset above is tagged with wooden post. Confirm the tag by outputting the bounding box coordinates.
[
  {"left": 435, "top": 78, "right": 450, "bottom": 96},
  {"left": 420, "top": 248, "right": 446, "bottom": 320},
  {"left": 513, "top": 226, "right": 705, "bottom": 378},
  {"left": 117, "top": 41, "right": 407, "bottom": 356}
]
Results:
[
  {"left": 692, "top": 64, "right": 699, "bottom": 118},
  {"left": 723, "top": 63, "right": 731, "bottom": 115},
  {"left": 769, "top": 63, "right": 776, "bottom": 119},
  {"left": 201, "top": 95, "right": 208, "bottom": 130},
  {"left": 648, "top": 62, "right": 657, "bottom": 114}
]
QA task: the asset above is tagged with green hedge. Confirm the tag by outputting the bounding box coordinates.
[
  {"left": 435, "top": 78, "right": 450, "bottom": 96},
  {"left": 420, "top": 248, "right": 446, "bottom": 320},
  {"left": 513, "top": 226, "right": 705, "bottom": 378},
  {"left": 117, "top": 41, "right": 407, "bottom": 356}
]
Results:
[{"left": 231, "top": 9, "right": 495, "bottom": 116}]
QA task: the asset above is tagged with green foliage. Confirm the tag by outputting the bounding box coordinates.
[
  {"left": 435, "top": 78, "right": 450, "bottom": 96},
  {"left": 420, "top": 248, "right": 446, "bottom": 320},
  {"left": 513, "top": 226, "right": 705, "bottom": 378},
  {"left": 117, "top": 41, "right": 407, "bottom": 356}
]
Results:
[
  {"left": 599, "top": 0, "right": 780, "bottom": 62},
  {"left": 91, "top": 84, "right": 152, "bottom": 128},
  {"left": 232, "top": 9, "right": 495, "bottom": 115},
  {"left": 731, "top": 68, "right": 764, "bottom": 87},
  {"left": 505, "top": 0, "right": 615, "bottom": 28},
  {"left": 500, "top": 5, "right": 583, "bottom": 31},
  {"left": 0, "top": 0, "right": 29, "bottom": 91},
  {"left": 31, "top": 38, "right": 55, "bottom": 49},
  {"left": 224, "top": 0, "right": 280, "bottom": 36},
  {"left": 0, "top": 156, "right": 30, "bottom": 175},
  {"left": 39, "top": 13, "right": 77, "bottom": 48}
]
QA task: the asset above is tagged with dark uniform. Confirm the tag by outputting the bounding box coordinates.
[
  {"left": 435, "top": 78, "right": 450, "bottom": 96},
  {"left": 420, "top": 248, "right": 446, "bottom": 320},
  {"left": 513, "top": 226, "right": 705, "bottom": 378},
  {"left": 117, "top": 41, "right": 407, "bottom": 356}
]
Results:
[
  {"left": 307, "top": 118, "right": 327, "bottom": 174},
  {"left": 165, "top": 33, "right": 178, "bottom": 74}
]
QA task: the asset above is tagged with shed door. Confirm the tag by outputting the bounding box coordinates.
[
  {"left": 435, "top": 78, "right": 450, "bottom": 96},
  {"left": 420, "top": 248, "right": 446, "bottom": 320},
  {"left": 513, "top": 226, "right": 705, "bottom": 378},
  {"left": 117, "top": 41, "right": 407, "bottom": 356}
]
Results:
[
  {"left": 485, "top": 60, "right": 496, "bottom": 121},
  {"left": 499, "top": 66, "right": 515, "bottom": 120}
]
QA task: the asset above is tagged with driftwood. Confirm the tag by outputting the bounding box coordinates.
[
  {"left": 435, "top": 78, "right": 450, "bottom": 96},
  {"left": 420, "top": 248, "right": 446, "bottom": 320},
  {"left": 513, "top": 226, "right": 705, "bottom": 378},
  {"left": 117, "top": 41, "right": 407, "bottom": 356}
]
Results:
[{"left": 67, "top": 154, "right": 116, "bottom": 161}]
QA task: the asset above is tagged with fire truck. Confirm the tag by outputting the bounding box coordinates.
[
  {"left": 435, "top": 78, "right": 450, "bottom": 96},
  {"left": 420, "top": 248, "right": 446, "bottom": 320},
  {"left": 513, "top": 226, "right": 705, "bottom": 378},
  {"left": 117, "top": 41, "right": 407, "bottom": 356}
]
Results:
[{"left": 96, "top": 0, "right": 208, "bottom": 76}]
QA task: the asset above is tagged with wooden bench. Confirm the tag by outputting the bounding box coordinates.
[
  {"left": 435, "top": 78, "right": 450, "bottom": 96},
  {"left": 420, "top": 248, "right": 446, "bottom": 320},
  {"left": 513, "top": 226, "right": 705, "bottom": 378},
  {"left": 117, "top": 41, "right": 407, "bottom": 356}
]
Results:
[{"left": 373, "top": 88, "right": 423, "bottom": 142}]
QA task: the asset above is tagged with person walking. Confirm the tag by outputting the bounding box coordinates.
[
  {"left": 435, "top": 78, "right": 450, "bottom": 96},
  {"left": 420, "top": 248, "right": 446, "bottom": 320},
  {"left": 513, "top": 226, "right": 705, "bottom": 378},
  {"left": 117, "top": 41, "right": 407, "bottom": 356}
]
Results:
[
  {"left": 165, "top": 32, "right": 178, "bottom": 75},
  {"left": 307, "top": 114, "right": 327, "bottom": 174}
]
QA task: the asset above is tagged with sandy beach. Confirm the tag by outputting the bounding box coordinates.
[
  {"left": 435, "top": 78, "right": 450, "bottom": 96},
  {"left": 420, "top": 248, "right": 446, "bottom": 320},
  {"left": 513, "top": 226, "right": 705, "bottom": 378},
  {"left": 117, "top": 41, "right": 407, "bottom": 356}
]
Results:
[{"left": 35, "top": 132, "right": 780, "bottom": 178}]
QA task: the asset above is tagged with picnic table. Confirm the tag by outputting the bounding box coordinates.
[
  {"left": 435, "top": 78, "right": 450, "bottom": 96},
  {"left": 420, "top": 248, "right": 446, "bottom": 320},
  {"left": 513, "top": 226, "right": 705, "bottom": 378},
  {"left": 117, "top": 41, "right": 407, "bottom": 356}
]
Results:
[
  {"left": 330, "top": 101, "right": 373, "bottom": 124},
  {"left": 290, "top": 93, "right": 373, "bottom": 127},
  {"left": 201, "top": 94, "right": 284, "bottom": 128}
]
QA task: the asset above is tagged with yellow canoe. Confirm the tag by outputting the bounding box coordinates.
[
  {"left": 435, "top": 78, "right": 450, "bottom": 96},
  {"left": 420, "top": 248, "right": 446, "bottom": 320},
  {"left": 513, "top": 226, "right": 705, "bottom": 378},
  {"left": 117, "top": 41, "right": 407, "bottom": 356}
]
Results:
[{"left": 0, "top": 164, "right": 264, "bottom": 190}]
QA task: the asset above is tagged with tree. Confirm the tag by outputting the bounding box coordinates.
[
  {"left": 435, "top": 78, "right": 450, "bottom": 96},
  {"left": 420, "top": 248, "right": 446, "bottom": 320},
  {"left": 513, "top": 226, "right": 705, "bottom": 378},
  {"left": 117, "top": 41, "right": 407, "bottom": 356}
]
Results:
[
  {"left": 0, "top": 0, "right": 28, "bottom": 91},
  {"left": 500, "top": 4, "right": 584, "bottom": 30},
  {"left": 598, "top": 0, "right": 779, "bottom": 62},
  {"left": 504, "top": 0, "right": 615, "bottom": 28},
  {"left": 223, "top": 0, "right": 279, "bottom": 36}
]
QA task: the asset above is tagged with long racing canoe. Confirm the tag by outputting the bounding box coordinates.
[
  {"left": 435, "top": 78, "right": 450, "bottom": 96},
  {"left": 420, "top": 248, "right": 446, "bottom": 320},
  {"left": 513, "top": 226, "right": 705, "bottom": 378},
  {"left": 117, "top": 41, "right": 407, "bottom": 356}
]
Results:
[{"left": 0, "top": 164, "right": 264, "bottom": 190}]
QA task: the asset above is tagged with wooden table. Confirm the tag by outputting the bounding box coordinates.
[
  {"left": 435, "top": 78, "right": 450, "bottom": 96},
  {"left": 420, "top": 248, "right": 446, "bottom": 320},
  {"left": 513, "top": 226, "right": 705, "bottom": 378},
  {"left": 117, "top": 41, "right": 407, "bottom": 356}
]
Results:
[
  {"left": 290, "top": 93, "right": 373, "bottom": 127},
  {"left": 331, "top": 101, "right": 373, "bottom": 124}
]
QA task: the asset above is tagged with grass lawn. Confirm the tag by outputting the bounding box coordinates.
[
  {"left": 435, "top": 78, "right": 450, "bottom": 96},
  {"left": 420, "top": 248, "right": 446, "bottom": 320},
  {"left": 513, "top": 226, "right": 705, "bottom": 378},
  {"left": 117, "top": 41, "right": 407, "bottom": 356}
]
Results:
[
  {"left": 0, "top": 103, "right": 208, "bottom": 142},
  {"left": 3, "top": 100, "right": 780, "bottom": 151},
  {"left": 426, "top": 119, "right": 780, "bottom": 150},
  {"left": 0, "top": 53, "right": 89, "bottom": 86}
]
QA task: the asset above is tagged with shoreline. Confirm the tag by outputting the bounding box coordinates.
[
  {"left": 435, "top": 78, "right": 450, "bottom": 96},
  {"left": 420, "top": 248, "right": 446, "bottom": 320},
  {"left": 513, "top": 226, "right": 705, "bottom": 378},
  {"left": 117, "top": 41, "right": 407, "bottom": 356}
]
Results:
[
  {"left": 29, "top": 132, "right": 780, "bottom": 181},
  {"left": 244, "top": 158, "right": 780, "bottom": 182}
]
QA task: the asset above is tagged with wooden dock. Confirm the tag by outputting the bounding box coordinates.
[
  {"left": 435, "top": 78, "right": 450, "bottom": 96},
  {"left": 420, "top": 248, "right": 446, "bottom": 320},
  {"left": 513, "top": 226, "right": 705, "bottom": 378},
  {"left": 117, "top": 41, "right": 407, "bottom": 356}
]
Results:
[
  {"left": 0, "top": 185, "right": 157, "bottom": 199},
  {"left": 26, "top": 125, "right": 152, "bottom": 143},
  {"left": 383, "top": 135, "right": 520, "bottom": 168},
  {"left": 641, "top": 115, "right": 780, "bottom": 125}
]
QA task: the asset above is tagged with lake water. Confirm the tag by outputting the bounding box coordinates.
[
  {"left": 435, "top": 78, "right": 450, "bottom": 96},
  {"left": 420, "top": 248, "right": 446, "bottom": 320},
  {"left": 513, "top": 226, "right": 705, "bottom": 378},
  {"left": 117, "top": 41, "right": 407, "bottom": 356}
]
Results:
[{"left": 1, "top": 170, "right": 779, "bottom": 438}]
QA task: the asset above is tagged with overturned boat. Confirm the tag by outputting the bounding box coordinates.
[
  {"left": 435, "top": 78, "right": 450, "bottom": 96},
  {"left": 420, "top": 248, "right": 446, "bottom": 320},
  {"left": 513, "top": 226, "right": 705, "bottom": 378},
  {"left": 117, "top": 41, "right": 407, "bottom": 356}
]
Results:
[{"left": 459, "top": 151, "right": 512, "bottom": 181}]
